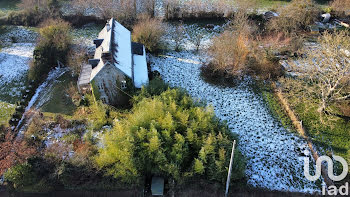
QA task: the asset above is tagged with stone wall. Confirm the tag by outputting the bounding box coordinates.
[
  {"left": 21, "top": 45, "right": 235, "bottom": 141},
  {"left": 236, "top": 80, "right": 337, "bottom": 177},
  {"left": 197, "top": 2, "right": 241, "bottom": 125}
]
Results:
[{"left": 93, "top": 63, "right": 129, "bottom": 106}]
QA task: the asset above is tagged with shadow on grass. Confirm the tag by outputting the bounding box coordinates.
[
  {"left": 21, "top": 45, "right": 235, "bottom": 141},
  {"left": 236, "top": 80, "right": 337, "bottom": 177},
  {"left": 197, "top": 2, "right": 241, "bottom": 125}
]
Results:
[{"left": 41, "top": 72, "right": 77, "bottom": 116}]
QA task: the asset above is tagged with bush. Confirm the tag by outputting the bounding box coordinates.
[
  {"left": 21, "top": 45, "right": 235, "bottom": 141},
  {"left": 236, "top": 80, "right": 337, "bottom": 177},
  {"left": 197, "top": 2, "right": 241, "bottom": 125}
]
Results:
[
  {"left": 207, "top": 30, "right": 250, "bottom": 79},
  {"left": 0, "top": 130, "right": 38, "bottom": 176},
  {"left": 28, "top": 19, "right": 71, "bottom": 83},
  {"left": 248, "top": 50, "right": 284, "bottom": 80},
  {"left": 7, "top": 9, "right": 45, "bottom": 26},
  {"left": 4, "top": 157, "right": 55, "bottom": 192},
  {"left": 331, "top": 0, "right": 350, "bottom": 17},
  {"left": 6, "top": 0, "right": 61, "bottom": 26},
  {"left": 267, "top": 0, "right": 320, "bottom": 34},
  {"left": 72, "top": 0, "right": 157, "bottom": 28},
  {"left": 4, "top": 162, "right": 37, "bottom": 189},
  {"left": 67, "top": 46, "right": 88, "bottom": 77},
  {"left": 133, "top": 77, "right": 170, "bottom": 102},
  {"left": 204, "top": 6, "right": 258, "bottom": 80},
  {"left": 132, "top": 15, "right": 166, "bottom": 54},
  {"left": 96, "top": 88, "right": 245, "bottom": 184}
]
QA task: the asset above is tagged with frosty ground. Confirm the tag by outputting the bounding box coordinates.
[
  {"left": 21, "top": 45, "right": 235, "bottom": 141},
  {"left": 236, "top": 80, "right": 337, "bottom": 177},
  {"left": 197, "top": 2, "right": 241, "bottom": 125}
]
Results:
[
  {"left": 0, "top": 26, "right": 36, "bottom": 124},
  {"left": 150, "top": 25, "right": 321, "bottom": 193}
]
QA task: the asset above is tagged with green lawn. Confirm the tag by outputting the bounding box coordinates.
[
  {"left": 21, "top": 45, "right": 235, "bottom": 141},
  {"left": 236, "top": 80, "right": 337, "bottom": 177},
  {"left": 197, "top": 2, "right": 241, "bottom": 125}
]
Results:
[
  {"left": 260, "top": 79, "right": 350, "bottom": 179},
  {"left": 0, "top": 101, "right": 15, "bottom": 126},
  {"left": 41, "top": 72, "right": 77, "bottom": 116},
  {"left": 273, "top": 78, "right": 350, "bottom": 176},
  {"left": 259, "top": 83, "right": 295, "bottom": 132}
]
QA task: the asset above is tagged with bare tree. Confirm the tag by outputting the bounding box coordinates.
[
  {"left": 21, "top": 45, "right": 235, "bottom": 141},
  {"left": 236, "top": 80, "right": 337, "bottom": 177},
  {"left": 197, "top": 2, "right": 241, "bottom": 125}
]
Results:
[
  {"left": 172, "top": 22, "right": 185, "bottom": 52},
  {"left": 187, "top": 25, "right": 205, "bottom": 51},
  {"left": 291, "top": 31, "right": 350, "bottom": 115}
]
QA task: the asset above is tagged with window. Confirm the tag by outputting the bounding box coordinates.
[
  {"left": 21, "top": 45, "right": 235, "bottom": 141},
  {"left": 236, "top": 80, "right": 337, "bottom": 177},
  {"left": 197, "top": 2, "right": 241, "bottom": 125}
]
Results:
[
  {"left": 121, "top": 80, "right": 127, "bottom": 89},
  {"left": 99, "top": 83, "right": 104, "bottom": 90},
  {"left": 101, "top": 97, "right": 107, "bottom": 104}
]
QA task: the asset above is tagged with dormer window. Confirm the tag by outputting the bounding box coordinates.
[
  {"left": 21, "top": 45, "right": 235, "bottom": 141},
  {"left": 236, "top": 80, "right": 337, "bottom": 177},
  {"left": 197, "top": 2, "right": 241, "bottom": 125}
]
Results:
[{"left": 121, "top": 80, "right": 127, "bottom": 89}]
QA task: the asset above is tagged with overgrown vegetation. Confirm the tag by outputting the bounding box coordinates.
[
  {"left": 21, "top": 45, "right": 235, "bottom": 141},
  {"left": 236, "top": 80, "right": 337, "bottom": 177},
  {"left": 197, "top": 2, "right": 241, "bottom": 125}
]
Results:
[
  {"left": 202, "top": 3, "right": 288, "bottom": 82},
  {"left": 28, "top": 18, "right": 71, "bottom": 84},
  {"left": 278, "top": 77, "right": 350, "bottom": 176},
  {"left": 72, "top": 0, "right": 157, "bottom": 28},
  {"left": 289, "top": 31, "right": 350, "bottom": 116},
  {"left": 132, "top": 14, "right": 166, "bottom": 53},
  {"left": 96, "top": 88, "right": 245, "bottom": 186},
  {"left": 330, "top": 0, "right": 350, "bottom": 17},
  {"left": 2, "top": 77, "right": 246, "bottom": 192},
  {"left": 6, "top": 0, "right": 61, "bottom": 26},
  {"left": 267, "top": 0, "right": 320, "bottom": 35}
]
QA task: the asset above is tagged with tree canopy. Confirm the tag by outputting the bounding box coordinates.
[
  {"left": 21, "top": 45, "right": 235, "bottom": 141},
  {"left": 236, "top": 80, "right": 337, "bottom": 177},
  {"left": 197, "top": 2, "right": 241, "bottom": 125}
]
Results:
[{"left": 96, "top": 88, "right": 245, "bottom": 184}]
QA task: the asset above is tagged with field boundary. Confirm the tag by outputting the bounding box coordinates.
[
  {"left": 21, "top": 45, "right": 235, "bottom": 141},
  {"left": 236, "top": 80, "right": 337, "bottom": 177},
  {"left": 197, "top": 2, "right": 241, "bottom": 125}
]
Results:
[{"left": 271, "top": 82, "right": 334, "bottom": 187}]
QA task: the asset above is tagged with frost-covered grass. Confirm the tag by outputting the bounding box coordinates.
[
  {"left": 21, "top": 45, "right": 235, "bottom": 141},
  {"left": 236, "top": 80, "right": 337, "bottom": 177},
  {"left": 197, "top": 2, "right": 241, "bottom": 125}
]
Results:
[
  {"left": 0, "top": 43, "right": 34, "bottom": 103},
  {"left": 0, "top": 26, "right": 36, "bottom": 126},
  {"left": 71, "top": 23, "right": 104, "bottom": 49},
  {"left": 0, "top": 26, "right": 38, "bottom": 45},
  {"left": 150, "top": 24, "right": 322, "bottom": 192}
]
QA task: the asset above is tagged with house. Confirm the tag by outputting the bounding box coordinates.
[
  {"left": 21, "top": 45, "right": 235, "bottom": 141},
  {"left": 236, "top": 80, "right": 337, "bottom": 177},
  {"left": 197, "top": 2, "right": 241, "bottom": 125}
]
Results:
[{"left": 78, "top": 18, "right": 149, "bottom": 106}]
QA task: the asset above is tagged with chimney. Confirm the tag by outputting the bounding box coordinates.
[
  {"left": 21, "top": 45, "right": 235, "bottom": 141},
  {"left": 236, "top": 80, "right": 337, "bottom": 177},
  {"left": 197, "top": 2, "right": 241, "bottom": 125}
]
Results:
[{"left": 106, "top": 21, "right": 111, "bottom": 32}]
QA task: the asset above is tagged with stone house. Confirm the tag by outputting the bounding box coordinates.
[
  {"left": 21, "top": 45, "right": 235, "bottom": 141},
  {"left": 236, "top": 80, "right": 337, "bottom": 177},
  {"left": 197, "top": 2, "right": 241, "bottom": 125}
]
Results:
[{"left": 78, "top": 18, "right": 149, "bottom": 106}]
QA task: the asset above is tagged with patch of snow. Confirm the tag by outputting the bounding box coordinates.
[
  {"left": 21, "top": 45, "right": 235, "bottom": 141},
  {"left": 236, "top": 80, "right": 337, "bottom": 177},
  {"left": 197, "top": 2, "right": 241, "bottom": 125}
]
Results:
[
  {"left": 0, "top": 26, "right": 38, "bottom": 45},
  {"left": 150, "top": 50, "right": 321, "bottom": 193},
  {"left": 17, "top": 67, "right": 69, "bottom": 132},
  {"left": 0, "top": 43, "right": 35, "bottom": 84}
]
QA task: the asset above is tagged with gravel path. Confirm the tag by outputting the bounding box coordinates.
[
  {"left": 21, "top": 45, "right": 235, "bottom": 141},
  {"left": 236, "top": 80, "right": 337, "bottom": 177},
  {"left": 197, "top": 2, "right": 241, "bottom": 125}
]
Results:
[{"left": 150, "top": 51, "right": 320, "bottom": 193}]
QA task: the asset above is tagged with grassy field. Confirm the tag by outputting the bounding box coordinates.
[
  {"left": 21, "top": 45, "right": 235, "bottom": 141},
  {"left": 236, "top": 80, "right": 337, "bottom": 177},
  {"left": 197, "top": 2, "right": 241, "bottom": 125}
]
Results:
[
  {"left": 41, "top": 72, "right": 77, "bottom": 116},
  {"left": 0, "top": 101, "right": 15, "bottom": 126},
  {"left": 263, "top": 78, "right": 350, "bottom": 175},
  {"left": 258, "top": 83, "right": 295, "bottom": 132},
  {"left": 291, "top": 97, "right": 350, "bottom": 162}
]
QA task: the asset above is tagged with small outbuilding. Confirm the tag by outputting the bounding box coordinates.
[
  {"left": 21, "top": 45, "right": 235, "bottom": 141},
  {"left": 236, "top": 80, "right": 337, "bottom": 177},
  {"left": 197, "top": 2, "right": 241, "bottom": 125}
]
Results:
[{"left": 151, "top": 176, "right": 164, "bottom": 196}]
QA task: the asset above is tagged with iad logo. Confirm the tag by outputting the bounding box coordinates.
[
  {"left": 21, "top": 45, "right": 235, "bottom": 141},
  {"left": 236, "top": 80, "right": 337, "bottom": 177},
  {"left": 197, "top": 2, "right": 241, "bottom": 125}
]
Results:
[{"left": 304, "top": 155, "right": 349, "bottom": 196}]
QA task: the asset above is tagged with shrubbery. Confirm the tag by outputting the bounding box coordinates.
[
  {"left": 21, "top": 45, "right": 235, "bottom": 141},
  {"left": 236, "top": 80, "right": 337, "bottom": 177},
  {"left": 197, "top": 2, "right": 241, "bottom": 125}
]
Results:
[
  {"left": 72, "top": 0, "right": 156, "bottom": 28},
  {"left": 132, "top": 15, "right": 166, "bottom": 54},
  {"left": 267, "top": 0, "right": 320, "bottom": 35},
  {"left": 96, "top": 88, "right": 245, "bottom": 185},
  {"left": 7, "top": 0, "right": 61, "bottom": 26},
  {"left": 331, "top": 0, "right": 350, "bottom": 17},
  {"left": 204, "top": 7, "right": 286, "bottom": 82},
  {"left": 7, "top": 9, "right": 45, "bottom": 26},
  {"left": 28, "top": 19, "right": 71, "bottom": 84}
]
